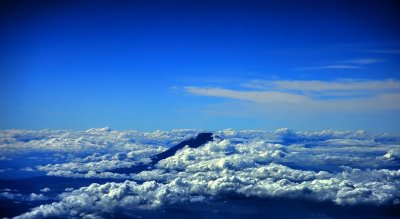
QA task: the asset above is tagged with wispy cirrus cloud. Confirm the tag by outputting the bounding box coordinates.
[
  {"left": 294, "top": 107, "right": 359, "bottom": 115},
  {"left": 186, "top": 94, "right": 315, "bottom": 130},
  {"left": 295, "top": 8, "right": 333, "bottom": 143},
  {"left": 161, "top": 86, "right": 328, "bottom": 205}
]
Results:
[
  {"left": 295, "top": 65, "right": 362, "bottom": 71},
  {"left": 362, "top": 49, "right": 400, "bottom": 54},
  {"left": 296, "top": 58, "right": 382, "bottom": 71},
  {"left": 243, "top": 79, "right": 400, "bottom": 92},
  {"left": 185, "top": 87, "right": 308, "bottom": 104},
  {"left": 184, "top": 79, "right": 400, "bottom": 110},
  {"left": 340, "top": 58, "right": 382, "bottom": 65}
]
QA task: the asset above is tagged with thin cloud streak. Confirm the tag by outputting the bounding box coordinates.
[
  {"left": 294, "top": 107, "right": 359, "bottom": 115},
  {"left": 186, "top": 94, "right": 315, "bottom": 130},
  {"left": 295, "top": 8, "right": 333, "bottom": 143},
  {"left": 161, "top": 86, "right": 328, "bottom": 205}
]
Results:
[
  {"left": 295, "top": 57, "right": 382, "bottom": 71},
  {"left": 243, "top": 79, "right": 400, "bottom": 92},
  {"left": 363, "top": 49, "right": 400, "bottom": 54},
  {"left": 185, "top": 87, "right": 307, "bottom": 104},
  {"left": 184, "top": 79, "right": 400, "bottom": 110},
  {"left": 340, "top": 58, "right": 382, "bottom": 65},
  {"left": 295, "top": 65, "right": 363, "bottom": 71}
]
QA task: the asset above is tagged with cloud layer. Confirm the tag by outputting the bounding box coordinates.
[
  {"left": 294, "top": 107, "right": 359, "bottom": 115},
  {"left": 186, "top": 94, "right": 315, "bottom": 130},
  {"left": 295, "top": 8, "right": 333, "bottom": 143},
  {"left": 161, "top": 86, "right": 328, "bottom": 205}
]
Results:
[{"left": 4, "top": 129, "right": 398, "bottom": 219}]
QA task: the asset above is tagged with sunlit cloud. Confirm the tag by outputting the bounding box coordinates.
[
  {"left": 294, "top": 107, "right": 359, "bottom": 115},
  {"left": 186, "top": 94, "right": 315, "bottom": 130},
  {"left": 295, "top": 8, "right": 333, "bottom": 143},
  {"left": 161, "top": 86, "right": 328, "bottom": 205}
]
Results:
[{"left": 10, "top": 129, "right": 400, "bottom": 218}]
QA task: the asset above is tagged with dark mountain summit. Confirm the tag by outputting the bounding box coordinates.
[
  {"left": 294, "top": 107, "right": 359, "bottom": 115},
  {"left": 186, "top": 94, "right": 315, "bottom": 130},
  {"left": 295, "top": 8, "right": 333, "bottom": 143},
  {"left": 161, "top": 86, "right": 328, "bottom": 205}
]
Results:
[
  {"left": 111, "top": 132, "right": 214, "bottom": 174},
  {"left": 150, "top": 132, "right": 213, "bottom": 164}
]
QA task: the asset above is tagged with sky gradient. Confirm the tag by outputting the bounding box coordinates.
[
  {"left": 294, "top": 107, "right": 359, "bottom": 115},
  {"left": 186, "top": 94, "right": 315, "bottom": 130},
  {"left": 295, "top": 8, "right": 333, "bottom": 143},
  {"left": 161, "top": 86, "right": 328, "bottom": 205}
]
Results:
[{"left": 1, "top": 0, "right": 400, "bottom": 132}]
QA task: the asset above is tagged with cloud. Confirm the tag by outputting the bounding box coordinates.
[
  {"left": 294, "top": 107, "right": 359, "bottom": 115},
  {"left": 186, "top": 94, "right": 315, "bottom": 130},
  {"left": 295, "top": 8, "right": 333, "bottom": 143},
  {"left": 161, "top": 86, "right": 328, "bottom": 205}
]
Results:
[
  {"left": 243, "top": 79, "right": 400, "bottom": 92},
  {"left": 40, "top": 188, "right": 51, "bottom": 193},
  {"left": 0, "top": 192, "right": 48, "bottom": 202},
  {"left": 185, "top": 79, "right": 400, "bottom": 110},
  {"left": 0, "top": 156, "right": 11, "bottom": 161},
  {"left": 0, "top": 129, "right": 200, "bottom": 181},
  {"left": 383, "top": 149, "right": 400, "bottom": 161},
  {"left": 0, "top": 168, "right": 12, "bottom": 172},
  {"left": 36, "top": 149, "right": 167, "bottom": 179},
  {"left": 340, "top": 58, "right": 382, "bottom": 65},
  {"left": 295, "top": 57, "right": 381, "bottom": 71},
  {"left": 185, "top": 87, "right": 308, "bottom": 104},
  {"left": 20, "top": 167, "right": 35, "bottom": 172},
  {"left": 0, "top": 128, "right": 199, "bottom": 156},
  {"left": 15, "top": 164, "right": 400, "bottom": 218},
  {"left": 363, "top": 49, "right": 400, "bottom": 54},
  {"left": 296, "top": 65, "right": 363, "bottom": 71},
  {"left": 11, "top": 129, "right": 400, "bottom": 218}
]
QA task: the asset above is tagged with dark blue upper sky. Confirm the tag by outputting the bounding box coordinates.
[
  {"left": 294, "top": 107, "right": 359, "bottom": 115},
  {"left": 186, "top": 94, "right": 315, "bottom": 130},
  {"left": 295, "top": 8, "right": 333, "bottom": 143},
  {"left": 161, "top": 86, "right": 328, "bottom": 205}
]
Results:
[{"left": 1, "top": 0, "right": 400, "bottom": 131}]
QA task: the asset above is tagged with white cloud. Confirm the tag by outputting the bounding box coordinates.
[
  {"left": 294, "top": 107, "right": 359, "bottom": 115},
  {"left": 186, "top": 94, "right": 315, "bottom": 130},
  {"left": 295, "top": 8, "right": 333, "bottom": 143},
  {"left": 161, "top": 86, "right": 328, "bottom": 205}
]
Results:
[
  {"left": 0, "top": 168, "right": 12, "bottom": 172},
  {"left": 0, "top": 156, "right": 11, "bottom": 161},
  {"left": 295, "top": 57, "right": 381, "bottom": 71},
  {"left": 0, "top": 128, "right": 199, "bottom": 157},
  {"left": 185, "top": 79, "right": 400, "bottom": 110},
  {"left": 363, "top": 49, "right": 400, "bottom": 54},
  {"left": 14, "top": 164, "right": 400, "bottom": 218},
  {"left": 185, "top": 87, "right": 309, "bottom": 104},
  {"left": 40, "top": 188, "right": 51, "bottom": 193},
  {"left": 383, "top": 149, "right": 400, "bottom": 161},
  {"left": 21, "top": 167, "right": 35, "bottom": 172},
  {"left": 11, "top": 129, "right": 400, "bottom": 218},
  {"left": 36, "top": 148, "right": 168, "bottom": 179},
  {"left": 244, "top": 79, "right": 400, "bottom": 92},
  {"left": 340, "top": 58, "right": 382, "bottom": 65},
  {"left": 296, "top": 65, "right": 363, "bottom": 70},
  {"left": 0, "top": 192, "right": 48, "bottom": 202}
]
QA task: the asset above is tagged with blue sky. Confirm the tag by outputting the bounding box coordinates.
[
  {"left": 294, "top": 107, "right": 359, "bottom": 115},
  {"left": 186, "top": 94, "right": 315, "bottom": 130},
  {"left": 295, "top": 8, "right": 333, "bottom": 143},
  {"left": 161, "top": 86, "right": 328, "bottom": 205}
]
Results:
[{"left": 1, "top": 0, "right": 400, "bottom": 132}]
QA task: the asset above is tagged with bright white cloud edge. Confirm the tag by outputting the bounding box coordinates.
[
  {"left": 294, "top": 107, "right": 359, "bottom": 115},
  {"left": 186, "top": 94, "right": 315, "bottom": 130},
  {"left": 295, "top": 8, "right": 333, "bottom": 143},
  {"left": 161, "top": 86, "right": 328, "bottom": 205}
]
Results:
[{"left": 4, "top": 128, "right": 399, "bottom": 219}]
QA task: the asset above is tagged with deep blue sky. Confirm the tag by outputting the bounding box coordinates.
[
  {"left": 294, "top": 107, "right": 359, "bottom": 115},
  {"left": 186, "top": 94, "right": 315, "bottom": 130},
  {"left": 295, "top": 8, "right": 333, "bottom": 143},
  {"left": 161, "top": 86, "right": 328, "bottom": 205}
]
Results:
[{"left": 1, "top": 0, "right": 400, "bottom": 131}]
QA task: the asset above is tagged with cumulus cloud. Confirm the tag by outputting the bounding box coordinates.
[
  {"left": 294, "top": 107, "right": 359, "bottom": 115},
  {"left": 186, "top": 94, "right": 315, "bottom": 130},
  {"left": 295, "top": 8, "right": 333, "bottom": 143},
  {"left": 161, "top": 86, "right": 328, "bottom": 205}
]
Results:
[
  {"left": 12, "top": 129, "right": 400, "bottom": 219},
  {"left": 0, "top": 192, "right": 48, "bottom": 202},
  {"left": 383, "top": 149, "right": 400, "bottom": 161},
  {"left": 40, "top": 188, "right": 51, "bottom": 193},
  {"left": 36, "top": 149, "right": 167, "bottom": 179},
  {"left": 14, "top": 164, "right": 400, "bottom": 218},
  {"left": 4, "top": 129, "right": 236, "bottom": 152},
  {"left": 20, "top": 167, "right": 35, "bottom": 172},
  {"left": 0, "top": 128, "right": 199, "bottom": 154}
]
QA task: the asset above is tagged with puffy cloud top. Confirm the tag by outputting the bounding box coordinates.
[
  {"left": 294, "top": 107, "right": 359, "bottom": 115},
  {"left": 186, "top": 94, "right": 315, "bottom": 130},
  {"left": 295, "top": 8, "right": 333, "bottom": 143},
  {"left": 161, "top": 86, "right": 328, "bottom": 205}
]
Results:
[{"left": 2, "top": 129, "right": 399, "bottom": 219}]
